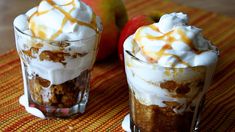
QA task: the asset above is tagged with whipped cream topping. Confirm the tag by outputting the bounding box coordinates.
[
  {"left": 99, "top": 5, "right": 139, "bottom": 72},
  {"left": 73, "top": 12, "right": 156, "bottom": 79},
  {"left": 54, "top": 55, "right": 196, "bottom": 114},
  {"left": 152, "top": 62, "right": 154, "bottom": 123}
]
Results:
[
  {"left": 14, "top": 0, "right": 101, "bottom": 41},
  {"left": 133, "top": 12, "right": 218, "bottom": 68}
]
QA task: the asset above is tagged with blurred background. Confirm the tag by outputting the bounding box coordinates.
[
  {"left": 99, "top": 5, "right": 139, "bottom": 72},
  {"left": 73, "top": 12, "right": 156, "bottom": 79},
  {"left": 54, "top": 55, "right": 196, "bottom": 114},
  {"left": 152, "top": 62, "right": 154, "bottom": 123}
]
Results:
[{"left": 0, "top": 0, "right": 234, "bottom": 54}]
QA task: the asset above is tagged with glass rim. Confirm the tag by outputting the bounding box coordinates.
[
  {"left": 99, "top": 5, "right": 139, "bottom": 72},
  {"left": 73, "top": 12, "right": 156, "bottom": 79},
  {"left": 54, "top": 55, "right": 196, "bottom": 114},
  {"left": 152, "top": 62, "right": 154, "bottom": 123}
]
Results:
[
  {"left": 14, "top": 24, "right": 102, "bottom": 43},
  {"left": 124, "top": 50, "right": 218, "bottom": 69}
]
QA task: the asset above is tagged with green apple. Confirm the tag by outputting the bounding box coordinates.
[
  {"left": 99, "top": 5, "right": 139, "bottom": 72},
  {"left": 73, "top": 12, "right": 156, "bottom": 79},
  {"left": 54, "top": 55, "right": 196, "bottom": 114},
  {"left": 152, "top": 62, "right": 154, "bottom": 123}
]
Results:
[{"left": 82, "top": 0, "right": 128, "bottom": 61}]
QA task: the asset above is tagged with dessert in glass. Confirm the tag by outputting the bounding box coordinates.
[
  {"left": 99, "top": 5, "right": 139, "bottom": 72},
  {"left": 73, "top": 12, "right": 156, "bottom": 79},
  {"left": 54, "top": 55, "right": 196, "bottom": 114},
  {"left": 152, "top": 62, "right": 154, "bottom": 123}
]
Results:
[
  {"left": 124, "top": 13, "right": 219, "bottom": 131},
  {"left": 14, "top": 0, "right": 102, "bottom": 118}
]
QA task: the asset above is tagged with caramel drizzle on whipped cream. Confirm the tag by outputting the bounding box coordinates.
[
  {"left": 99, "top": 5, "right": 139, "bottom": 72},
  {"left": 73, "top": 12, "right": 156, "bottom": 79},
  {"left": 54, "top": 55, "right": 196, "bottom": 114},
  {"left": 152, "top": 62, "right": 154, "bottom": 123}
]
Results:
[
  {"left": 134, "top": 24, "right": 203, "bottom": 67},
  {"left": 29, "top": 0, "right": 98, "bottom": 40}
]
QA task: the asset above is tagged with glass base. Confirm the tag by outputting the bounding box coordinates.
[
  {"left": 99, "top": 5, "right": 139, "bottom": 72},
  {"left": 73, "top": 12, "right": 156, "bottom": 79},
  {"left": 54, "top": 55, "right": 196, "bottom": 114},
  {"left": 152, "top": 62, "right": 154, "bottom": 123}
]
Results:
[
  {"left": 130, "top": 117, "right": 141, "bottom": 132},
  {"left": 129, "top": 94, "right": 205, "bottom": 132},
  {"left": 29, "top": 99, "right": 87, "bottom": 118},
  {"left": 20, "top": 91, "right": 89, "bottom": 119}
]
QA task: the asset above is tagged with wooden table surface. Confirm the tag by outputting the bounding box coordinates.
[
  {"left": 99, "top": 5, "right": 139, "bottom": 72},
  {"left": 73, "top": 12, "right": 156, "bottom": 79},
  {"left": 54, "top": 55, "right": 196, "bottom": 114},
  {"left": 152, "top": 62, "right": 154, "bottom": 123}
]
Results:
[{"left": 0, "top": 0, "right": 235, "bottom": 54}]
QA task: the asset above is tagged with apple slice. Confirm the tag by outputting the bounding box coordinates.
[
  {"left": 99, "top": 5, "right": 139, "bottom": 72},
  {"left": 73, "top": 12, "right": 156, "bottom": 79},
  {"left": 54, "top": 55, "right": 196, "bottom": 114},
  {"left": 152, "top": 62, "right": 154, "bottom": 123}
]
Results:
[{"left": 118, "top": 15, "right": 160, "bottom": 66}]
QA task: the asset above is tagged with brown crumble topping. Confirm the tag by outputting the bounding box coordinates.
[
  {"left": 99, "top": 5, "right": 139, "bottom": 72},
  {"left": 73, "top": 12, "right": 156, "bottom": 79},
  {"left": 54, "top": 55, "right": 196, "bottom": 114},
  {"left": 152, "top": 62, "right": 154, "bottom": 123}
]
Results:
[
  {"left": 39, "top": 50, "right": 69, "bottom": 65},
  {"left": 29, "top": 70, "right": 90, "bottom": 108},
  {"left": 22, "top": 47, "right": 40, "bottom": 58},
  {"left": 160, "top": 80, "right": 177, "bottom": 91},
  {"left": 37, "top": 75, "right": 51, "bottom": 87},
  {"left": 176, "top": 84, "right": 190, "bottom": 95},
  {"left": 130, "top": 90, "right": 194, "bottom": 132}
]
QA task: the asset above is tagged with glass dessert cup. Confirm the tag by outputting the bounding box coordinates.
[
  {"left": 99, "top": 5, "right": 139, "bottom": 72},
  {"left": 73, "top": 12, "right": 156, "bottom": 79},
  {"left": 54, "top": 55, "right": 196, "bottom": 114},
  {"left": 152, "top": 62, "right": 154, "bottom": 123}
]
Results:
[
  {"left": 14, "top": 26, "right": 101, "bottom": 118},
  {"left": 124, "top": 50, "right": 216, "bottom": 132}
]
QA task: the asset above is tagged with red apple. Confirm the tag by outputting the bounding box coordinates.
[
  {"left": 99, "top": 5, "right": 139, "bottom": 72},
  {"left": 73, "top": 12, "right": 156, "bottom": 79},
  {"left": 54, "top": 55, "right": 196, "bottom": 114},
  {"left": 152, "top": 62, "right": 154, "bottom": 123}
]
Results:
[
  {"left": 118, "top": 15, "right": 160, "bottom": 65},
  {"left": 82, "top": 0, "right": 128, "bottom": 61}
]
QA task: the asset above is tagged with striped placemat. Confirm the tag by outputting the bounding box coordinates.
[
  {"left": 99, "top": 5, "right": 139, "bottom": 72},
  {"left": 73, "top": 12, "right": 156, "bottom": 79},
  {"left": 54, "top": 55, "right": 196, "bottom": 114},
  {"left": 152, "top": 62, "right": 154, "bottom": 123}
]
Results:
[{"left": 1, "top": 0, "right": 235, "bottom": 131}]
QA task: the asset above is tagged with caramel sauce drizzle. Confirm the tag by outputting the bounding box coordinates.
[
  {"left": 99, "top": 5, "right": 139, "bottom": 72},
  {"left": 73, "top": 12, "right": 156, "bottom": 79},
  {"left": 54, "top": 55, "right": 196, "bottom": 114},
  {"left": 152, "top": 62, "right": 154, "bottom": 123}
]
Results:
[
  {"left": 149, "top": 24, "right": 161, "bottom": 32},
  {"left": 28, "top": 11, "right": 37, "bottom": 21},
  {"left": 60, "top": 0, "right": 75, "bottom": 6},
  {"left": 29, "top": 21, "right": 36, "bottom": 37},
  {"left": 90, "top": 12, "right": 97, "bottom": 30},
  {"left": 29, "top": 8, "right": 55, "bottom": 37},
  {"left": 177, "top": 29, "right": 202, "bottom": 54},
  {"left": 156, "top": 45, "right": 172, "bottom": 61},
  {"left": 134, "top": 27, "right": 143, "bottom": 42},
  {"left": 165, "top": 53, "right": 191, "bottom": 67},
  {"left": 134, "top": 24, "right": 202, "bottom": 67},
  {"left": 28, "top": 0, "right": 98, "bottom": 40},
  {"left": 50, "top": 0, "right": 76, "bottom": 40},
  {"left": 38, "top": 28, "right": 47, "bottom": 39},
  {"left": 45, "top": 0, "right": 98, "bottom": 32}
]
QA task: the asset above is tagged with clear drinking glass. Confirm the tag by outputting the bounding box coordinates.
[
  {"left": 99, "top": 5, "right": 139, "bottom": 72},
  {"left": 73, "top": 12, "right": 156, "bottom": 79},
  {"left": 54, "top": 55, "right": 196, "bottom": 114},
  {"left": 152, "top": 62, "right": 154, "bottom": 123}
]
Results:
[
  {"left": 14, "top": 25, "right": 101, "bottom": 118},
  {"left": 124, "top": 50, "right": 217, "bottom": 132}
]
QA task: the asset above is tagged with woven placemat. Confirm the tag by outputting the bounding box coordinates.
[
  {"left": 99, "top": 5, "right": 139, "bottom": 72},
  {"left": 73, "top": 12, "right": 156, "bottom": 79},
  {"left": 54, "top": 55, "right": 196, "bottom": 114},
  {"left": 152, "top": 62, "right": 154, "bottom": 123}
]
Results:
[{"left": 1, "top": 0, "right": 235, "bottom": 131}]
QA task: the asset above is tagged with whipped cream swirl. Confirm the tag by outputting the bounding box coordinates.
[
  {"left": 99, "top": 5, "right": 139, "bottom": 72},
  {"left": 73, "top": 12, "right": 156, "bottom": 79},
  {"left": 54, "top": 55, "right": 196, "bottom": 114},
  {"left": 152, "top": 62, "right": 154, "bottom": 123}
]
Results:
[
  {"left": 15, "top": 0, "right": 101, "bottom": 41},
  {"left": 132, "top": 12, "right": 218, "bottom": 68}
]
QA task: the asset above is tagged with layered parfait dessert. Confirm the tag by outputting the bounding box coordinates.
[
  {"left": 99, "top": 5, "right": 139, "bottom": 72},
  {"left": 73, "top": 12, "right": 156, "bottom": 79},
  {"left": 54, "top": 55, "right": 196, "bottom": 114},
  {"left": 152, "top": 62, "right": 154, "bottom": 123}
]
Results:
[
  {"left": 14, "top": 0, "right": 102, "bottom": 117},
  {"left": 124, "top": 13, "right": 218, "bottom": 131}
]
